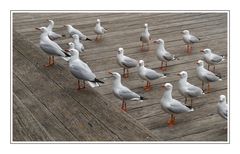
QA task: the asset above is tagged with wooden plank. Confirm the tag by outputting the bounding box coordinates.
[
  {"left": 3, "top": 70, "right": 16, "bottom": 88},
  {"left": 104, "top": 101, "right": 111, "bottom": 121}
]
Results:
[
  {"left": 13, "top": 93, "right": 53, "bottom": 141},
  {"left": 13, "top": 74, "right": 78, "bottom": 141}
]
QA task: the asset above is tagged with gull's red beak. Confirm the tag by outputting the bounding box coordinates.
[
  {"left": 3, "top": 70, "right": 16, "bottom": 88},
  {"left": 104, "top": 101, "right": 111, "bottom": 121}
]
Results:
[
  {"left": 35, "top": 27, "right": 41, "bottom": 30},
  {"left": 200, "top": 49, "right": 204, "bottom": 52}
]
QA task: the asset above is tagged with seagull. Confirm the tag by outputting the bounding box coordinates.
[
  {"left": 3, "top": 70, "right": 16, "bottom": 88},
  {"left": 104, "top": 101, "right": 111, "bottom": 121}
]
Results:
[
  {"left": 72, "top": 34, "right": 85, "bottom": 53},
  {"left": 140, "top": 23, "right": 151, "bottom": 51},
  {"left": 217, "top": 95, "right": 228, "bottom": 120},
  {"left": 160, "top": 83, "right": 194, "bottom": 127},
  {"left": 66, "top": 48, "right": 104, "bottom": 90},
  {"left": 177, "top": 71, "right": 204, "bottom": 107},
  {"left": 196, "top": 60, "right": 222, "bottom": 93},
  {"left": 46, "top": 19, "right": 64, "bottom": 40},
  {"left": 64, "top": 24, "right": 92, "bottom": 41},
  {"left": 182, "top": 30, "right": 200, "bottom": 54},
  {"left": 116, "top": 48, "right": 138, "bottom": 78},
  {"left": 35, "top": 27, "right": 70, "bottom": 67},
  {"left": 138, "top": 60, "right": 166, "bottom": 91},
  {"left": 154, "top": 39, "right": 176, "bottom": 71},
  {"left": 94, "top": 19, "right": 107, "bottom": 41},
  {"left": 200, "top": 48, "right": 225, "bottom": 72},
  {"left": 109, "top": 72, "right": 145, "bottom": 112}
]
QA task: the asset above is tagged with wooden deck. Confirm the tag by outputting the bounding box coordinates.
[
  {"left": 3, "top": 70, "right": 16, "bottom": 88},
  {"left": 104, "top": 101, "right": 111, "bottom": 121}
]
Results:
[{"left": 12, "top": 12, "right": 228, "bottom": 141}]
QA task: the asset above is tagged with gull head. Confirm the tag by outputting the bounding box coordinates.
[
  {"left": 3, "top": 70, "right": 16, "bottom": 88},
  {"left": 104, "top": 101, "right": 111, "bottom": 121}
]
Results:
[
  {"left": 163, "top": 83, "right": 173, "bottom": 90},
  {"left": 144, "top": 23, "right": 148, "bottom": 28},
  {"left": 153, "top": 38, "right": 164, "bottom": 44},
  {"left": 139, "top": 60, "right": 145, "bottom": 67},
  {"left": 182, "top": 30, "right": 190, "bottom": 34},
  {"left": 108, "top": 72, "right": 121, "bottom": 79},
  {"left": 200, "top": 48, "right": 212, "bottom": 54},
  {"left": 219, "top": 95, "right": 226, "bottom": 102},
  {"left": 35, "top": 27, "right": 48, "bottom": 33},
  {"left": 47, "top": 19, "right": 54, "bottom": 25},
  {"left": 97, "top": 19, "right": 101, "bottom": 23},
  {"left": 177, "top": 71, "right": 188, "bottom": 78},
  {"left": 196, "top": 60, "right": 204, "bottom": 67},
  {"left": 68, "top": 42, "right": 75, "bottom": 48},
  {"left": 117, "top": 48, "right": 124, "bottom": 55},
  {"left": 72, "top": 34, "right": 79, "bottom": 39},
  {"left": 64, "top": 24, "right": 72, "bottom": 29}
]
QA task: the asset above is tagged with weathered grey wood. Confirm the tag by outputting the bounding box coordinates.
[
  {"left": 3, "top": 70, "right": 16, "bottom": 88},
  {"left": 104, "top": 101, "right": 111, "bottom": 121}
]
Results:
[
  {"left": 13, "top": 12, "right": 228, "bottom": 141},
  {"left": 13, "top": 74, "right": 78, "bottom": 141},
  {"left": 13, "top": 93, "right": 54, "bottom": 141}
]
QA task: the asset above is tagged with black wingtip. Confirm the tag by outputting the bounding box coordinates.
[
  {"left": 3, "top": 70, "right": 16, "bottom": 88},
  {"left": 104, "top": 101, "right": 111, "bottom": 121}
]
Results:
[
  {"left": 140, "top": 96, "right": 147, "bottom": 100},
  {"left": 62, "top": 34, "right": 66, "bottom": 37},
  {"left": 186, "top": 105, "right": 193, "bottom": 109},
  {"left": 215, "top": 73, "right": 222, "bottom": 79},
  {"left": 163, "top": 73, "right": 169, "bottom": 76},
  {"left": 86, "top": 38, "right": 92, "bottom": 41},
  {"left": 94, "top": 78, "right": 104, "bottom": 84},
  {"left": 64, "top": 52, "right": 71, "bottom": 57}
]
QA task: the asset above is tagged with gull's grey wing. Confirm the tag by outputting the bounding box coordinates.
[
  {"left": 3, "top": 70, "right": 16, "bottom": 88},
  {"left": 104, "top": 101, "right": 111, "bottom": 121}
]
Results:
[
  {"left": 145, "top": 69, "right": 162, "bottom": 80},
  {"left": 211, "top": 54, "right": 223, "bottom": 63},
  {"left": 70, "top": 61, "right": 96, "bottom": 81},
  {"left": 122, "top": 57, "right": 138, "bottom": 68},
  {"left": 186, "top": 84, "right": 203, "bottom": 97},
  {"left": 40, "top": 42, "right": 65, "bottom": 56},
  {"left": 48, "top": 31, "right": 62, "bottom": 40},
  {"left": 205, "top": 72, "right": 220, "bottom": 82},
  {"left": 168, "top": 99, "right": 191, "bottom": 114},
  {"left": 118, "top": 87, "right": 140, "bottom": 100},
  {"left": 163, "top": 52, "right": 174, "bottom": 61},
  {"left": 189, "top": 35, "right": 200, "bottom": 43}
]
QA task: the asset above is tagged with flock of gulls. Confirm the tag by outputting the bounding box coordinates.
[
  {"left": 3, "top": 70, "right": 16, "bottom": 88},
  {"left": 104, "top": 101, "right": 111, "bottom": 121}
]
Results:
[{"left": 35, "top": 18, "right": 228, "bottom": 127}]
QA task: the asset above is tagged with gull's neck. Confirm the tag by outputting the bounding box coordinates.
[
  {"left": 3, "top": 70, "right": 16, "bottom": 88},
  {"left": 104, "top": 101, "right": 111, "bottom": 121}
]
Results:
[
  {"left": 40, "top": 31, "right": 50, "bottom": 42},
  {"left": 163, "top": 89, "right": 173, "bottom": 100},
  {"left": 144, "top": 27, "right": 149, "bottom": 33},
  {"left": 47, "top": 22, "right": 54, "bottom": 31},
  {"left": 157, "top": 43, "right": 166, "bottom": 52},
  {"left": 179, "top": 77, "right": 188, "bottom": 84},
  {"left": 69, "top": 52, "right": 80, "bottom": 62},
  {"left": 113, "top": 77, "right": 122, "bottom": 88}
]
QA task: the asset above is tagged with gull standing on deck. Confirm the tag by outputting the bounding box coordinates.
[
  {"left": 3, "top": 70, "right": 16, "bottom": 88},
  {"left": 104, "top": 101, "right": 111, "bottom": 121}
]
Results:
[
  {"left": 109, "top": 72, "right": 145, "bottom": 112},
  {"left": 94, "top": 19, "right": 107, "bottom": 41},
  {"left": 66, "top": 48, "right": 104, "bottom": 90},
  {"left": 177, "top": 71, "right": 204, "bottom": 107},
  {"left": 72, "top": 34, "right": 85, "bottom": 53},
  {"left": 138, "top": 60, "right": 166, "bottom": 91},
  {"left": 200, "top": 48, "right": 225, "bottom": 72},
  {"left": 160, "top": 83, "right": 194, "bottom": 127},
  {"left": 154, "top": 39, "right": 176, "bottom": 71},
  {"left": 36, "top": 27, "right": 70, "bottom": 67},
  {"left": 140, "top": 23, "right": 151, "bottom": 51},
  {"left": 116, "top": 48, "right": 138, "bottom": 78},
  {"left": 46, "top": 19, "right": 64, "bottom": 40},
  {"left": 64, "top": 24, "right": 92, "bottom": 41},
  {"left": 196, "top": 60, "right": 222, "bottom": 93},
  {"left": 217, "top": 95, "right": 228, "bottom": 120},
  {"left": 182, "top": 30, "right": 200, "bottom": 54}
]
